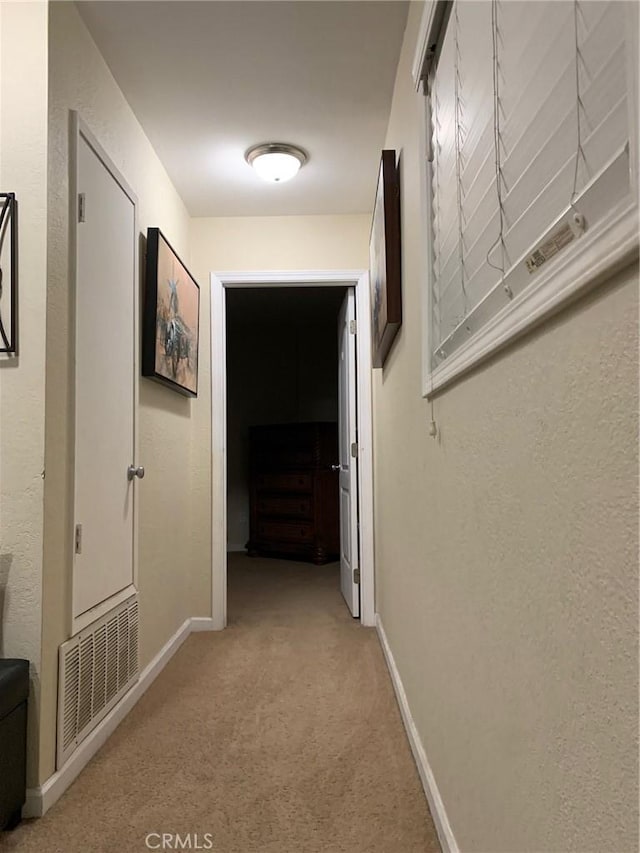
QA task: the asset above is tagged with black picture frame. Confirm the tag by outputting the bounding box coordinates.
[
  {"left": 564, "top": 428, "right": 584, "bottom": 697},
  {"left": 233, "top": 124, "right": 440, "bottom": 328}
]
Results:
[
  {"left": 142, "top": 227, "right": 200, "bottom": 397},
  {"left": 0, "top": 193, "right": 17, "bottom": 355},
  {"left": 369, "top": 150, "right": 402, "bottom": 368}
]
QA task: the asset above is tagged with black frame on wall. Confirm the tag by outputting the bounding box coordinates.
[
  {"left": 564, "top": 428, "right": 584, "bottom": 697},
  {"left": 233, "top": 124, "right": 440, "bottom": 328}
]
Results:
[
  {"left": 0, "top": 193, "right": 18, "bottom": 355},
  {"left": 369, "top": 150, "right": 402, "bottom": 368},
  {"left": 142, "top": 227, "right": 200, "bottom": 397}
]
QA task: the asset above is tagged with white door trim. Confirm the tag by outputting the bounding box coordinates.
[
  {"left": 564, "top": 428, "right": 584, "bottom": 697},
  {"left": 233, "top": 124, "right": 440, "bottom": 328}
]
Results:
[
  {"left": 69, "top": 112, "right": 140, "bottom": 635},
  {"left": 209, "top": 269, "right": 375, "bottom": 628}
]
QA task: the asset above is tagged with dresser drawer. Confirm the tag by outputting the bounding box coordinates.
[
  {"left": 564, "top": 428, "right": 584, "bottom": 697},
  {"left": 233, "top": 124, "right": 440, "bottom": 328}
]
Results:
[
  {"left": 255, "top": 473, "right": 312, "bottom": 493},
  {"left": 257, "top": 520, "right": 314, "bottom": 543},
  {"left": 257, "top": 495, "right": 313, "bottom": 518},
  {"left": 248, "top": 423, "right": 339, "bottom": 564},
  {"left": 257, "top": 448, "right": 315, "bottom": 470}
]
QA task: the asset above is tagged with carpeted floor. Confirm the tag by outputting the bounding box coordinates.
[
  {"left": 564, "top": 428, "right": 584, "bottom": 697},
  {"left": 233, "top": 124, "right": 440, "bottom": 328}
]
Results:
[{"left": 1, "top": 554, "right": 440, "bottom": 853}]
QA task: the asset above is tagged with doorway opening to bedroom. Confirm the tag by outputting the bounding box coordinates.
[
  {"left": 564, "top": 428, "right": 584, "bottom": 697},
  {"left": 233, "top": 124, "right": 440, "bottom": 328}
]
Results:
[{"left": 225, "top": 285, "right": 358, "bottom": 624}]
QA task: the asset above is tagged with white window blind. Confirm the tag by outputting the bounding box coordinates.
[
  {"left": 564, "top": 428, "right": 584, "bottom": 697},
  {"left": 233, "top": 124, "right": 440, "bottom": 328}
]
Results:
[{"left": 426, "top": 0, "right": 634, "bottom": 368}]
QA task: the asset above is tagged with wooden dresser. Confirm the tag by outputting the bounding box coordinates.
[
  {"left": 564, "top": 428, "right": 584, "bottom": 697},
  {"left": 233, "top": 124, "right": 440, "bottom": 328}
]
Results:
[{"left": 247, "top": 422, "right": 339, "bottom": 565}]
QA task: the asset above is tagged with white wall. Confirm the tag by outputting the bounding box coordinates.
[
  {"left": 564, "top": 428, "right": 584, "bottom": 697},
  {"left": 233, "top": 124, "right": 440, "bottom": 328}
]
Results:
[
  {"left": 373, "top": 4, "right": 639, "bottom": 851},
  {"left": 41, "top": 2, "right": 210, "bottom": 785},
  {"left": 191, "top": 214, "right": 371, "bottom": 274},
  {"left": 0, "top": 0, "right": 48, "bottom": 787}
]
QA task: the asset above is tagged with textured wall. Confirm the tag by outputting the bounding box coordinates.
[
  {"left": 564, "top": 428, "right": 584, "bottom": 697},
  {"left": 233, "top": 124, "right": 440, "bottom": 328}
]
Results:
[
  {"left": 190, "top": 214, "right": 370, "bottom": 274},
  {"left": 41, "top": 2, "right": 210, "bottom": 785},
  {"left": 374, "top": 4, "right": 639, "bottom": 851},
  {"left": 0, "top": 1, "right": 48, "bottom": 786}
]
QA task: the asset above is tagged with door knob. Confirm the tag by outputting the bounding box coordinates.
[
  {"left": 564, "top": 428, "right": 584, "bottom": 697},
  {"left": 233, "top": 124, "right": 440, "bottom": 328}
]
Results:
[
  {"left": 331, "top": 464, "right": 341, "bottom": 472},
  {"left": 127, "top": 465, "right": 145, "bottom": 480}
]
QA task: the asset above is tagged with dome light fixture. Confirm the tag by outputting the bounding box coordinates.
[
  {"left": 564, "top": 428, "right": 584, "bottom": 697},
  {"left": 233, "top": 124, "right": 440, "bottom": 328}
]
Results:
[{"left": 245, "top": 143, "right": 308, "bottom": 183}]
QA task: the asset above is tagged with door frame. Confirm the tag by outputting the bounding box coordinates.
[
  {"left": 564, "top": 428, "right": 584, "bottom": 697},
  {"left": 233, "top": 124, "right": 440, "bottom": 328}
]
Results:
[
  {"left": 210, "top": 269, "right": 375, "bottom": 628},
  {"left": 69, "top": 112, "right": 140, "bottom": 635}
]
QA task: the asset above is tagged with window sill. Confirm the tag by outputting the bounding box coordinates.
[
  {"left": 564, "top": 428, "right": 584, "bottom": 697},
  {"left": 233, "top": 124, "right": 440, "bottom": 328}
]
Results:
[{"left": 423, "top": 198, "right": 638, "bottom": 398}]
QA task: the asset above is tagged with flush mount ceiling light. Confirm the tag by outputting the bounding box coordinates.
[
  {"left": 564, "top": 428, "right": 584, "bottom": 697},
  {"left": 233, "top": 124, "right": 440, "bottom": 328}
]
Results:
[{"left": 245, "top": 143, "right": 308, "bottom": 183}]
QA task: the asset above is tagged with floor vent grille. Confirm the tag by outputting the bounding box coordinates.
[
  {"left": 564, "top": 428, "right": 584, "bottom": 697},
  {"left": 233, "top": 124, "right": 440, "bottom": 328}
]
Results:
[{"left": 57, "top": 594, "right": 139, "bottom": 769}]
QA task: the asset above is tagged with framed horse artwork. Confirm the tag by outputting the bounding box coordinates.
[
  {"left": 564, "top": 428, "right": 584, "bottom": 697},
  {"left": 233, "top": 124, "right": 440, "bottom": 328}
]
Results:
[{"left": 142, "top": 227, "right": 200, "bottom": 397}]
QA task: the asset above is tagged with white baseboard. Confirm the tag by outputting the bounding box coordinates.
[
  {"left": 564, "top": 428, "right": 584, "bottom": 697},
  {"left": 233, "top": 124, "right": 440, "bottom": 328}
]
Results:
[
  {"left": 25, "top": 614, "right": 214, "bottom": 818},
  {"left": 226, "top": 544, "right": 246, "bottom": 553},
  {"left": 189, "top": 617, "right": 218, "bottom": 632},
  {"left": 375, "top": 615, "right": 459, "bottom": 853}
]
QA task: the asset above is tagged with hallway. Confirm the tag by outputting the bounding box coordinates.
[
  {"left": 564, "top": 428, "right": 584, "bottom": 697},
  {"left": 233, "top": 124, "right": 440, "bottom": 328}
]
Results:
[{"left": 1, "top": 555, "right": 439, "bottom": 853}]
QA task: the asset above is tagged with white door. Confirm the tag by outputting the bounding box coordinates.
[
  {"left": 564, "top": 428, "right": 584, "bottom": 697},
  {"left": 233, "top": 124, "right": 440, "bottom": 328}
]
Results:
[
  {"left": 73, "top": 131, "right": 136, "bottom": 620},
  {"left": 338, "top": 289, "right": 360, "bottom": 617}
]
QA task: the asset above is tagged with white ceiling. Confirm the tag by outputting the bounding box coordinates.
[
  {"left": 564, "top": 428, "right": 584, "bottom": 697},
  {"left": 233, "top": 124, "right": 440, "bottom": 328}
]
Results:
[{"left": 76, "top": 1, "right": 409, "bottom": 218}]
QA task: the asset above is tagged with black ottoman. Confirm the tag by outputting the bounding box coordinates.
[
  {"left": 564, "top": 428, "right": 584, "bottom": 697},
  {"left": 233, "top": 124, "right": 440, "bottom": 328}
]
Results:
[{"left": 0, "top": 659, "right": 29, "bottom": 830}]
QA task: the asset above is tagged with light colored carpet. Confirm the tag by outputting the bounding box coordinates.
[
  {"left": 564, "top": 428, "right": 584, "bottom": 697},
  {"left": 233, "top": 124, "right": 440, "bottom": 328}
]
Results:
[{"left": 2, "top": 554, "right": 440, "bottom": 853}]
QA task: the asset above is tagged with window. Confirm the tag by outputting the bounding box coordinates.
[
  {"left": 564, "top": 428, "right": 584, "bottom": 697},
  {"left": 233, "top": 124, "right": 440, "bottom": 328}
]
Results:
[{"left": 416, "top": 0, "right": 638, "bottom": 395}]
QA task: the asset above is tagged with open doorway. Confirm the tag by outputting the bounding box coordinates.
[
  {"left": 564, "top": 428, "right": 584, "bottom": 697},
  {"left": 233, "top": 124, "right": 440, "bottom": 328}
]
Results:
[
  {"left": 226, "top": 286, "right": 345, "bottom": 558},
  {"left": 210, "top": 270, "right": 375, "bottom": 629},
  {"left": 226, "top": 286, "right": 350, "bottom": 616}
]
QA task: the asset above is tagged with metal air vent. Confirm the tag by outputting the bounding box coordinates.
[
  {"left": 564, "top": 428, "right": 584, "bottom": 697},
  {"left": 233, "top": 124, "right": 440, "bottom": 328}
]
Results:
[{"left": 57, "top": 595, "right": 139, "bottom": 768}]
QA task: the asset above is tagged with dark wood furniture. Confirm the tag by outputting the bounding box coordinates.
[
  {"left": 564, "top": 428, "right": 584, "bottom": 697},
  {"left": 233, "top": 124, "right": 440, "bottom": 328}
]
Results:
[
  {"left": 0, "top": 659, "right": 29, "bottom": 830},
  {"left": 248, "top": 422, "right": 339, "bottom": 565}
]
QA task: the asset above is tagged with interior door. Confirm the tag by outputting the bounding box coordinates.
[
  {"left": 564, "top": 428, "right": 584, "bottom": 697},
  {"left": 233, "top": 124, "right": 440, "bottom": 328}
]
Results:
[
  {"left": 338, "top": 288, "right": 360, "bottom": 617},
  {"left": 73, "top": 131, "right": 136, "bottom": 620}
]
